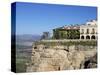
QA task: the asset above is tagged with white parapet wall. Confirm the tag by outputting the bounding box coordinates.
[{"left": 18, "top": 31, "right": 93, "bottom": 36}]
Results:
[{"left": 41, "top": 39, "right": 97, "bottom": 42}]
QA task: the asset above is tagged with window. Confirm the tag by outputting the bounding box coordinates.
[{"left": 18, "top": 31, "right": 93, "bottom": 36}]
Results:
[
  {"left": 81, "top": 29, "right": 84, "bottom": 34},
  {"left": 91, "top": 28, "right": 95, "bottom": 34},
  {"left": 86, "top": 29, "right": 89, "bottom": 34}
]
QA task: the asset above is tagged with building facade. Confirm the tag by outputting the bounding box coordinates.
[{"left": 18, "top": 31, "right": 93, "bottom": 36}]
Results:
[
  {"left": 53, "top": 20, "right": 97, "bottom": 40},
  {"left": 80, "top": 20, "right": 97, "bottom": 40}
]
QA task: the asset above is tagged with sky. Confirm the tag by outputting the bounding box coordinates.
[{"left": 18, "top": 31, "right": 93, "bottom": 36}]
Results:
[{"left": 15, "top": 2, "right": 97, "bottom": 35}]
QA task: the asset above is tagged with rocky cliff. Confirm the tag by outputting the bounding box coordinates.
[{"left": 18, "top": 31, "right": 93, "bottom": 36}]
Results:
[{"left": 26, "top": 44, "right": 97, "bottom": 72}]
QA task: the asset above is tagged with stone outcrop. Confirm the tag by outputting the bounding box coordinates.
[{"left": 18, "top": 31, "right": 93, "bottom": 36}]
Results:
[{"left": 26, "top": 44, "right": 97, "bottom": 72}]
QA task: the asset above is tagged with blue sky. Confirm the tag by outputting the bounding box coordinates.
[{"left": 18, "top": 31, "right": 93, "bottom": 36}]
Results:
[{"left": 15, "top": 2, "right": 97, "bottom": 35}]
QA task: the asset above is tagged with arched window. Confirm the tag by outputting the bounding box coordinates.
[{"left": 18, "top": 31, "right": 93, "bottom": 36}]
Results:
[
  {"left": 81, "top": 36, "right": 84, "bottom": 39},
  {"left": 91, "top": 35, "right": 95, "bottom": 39},
  {"left": 86, "top": 35, "right": 90, "bottom": 39}
]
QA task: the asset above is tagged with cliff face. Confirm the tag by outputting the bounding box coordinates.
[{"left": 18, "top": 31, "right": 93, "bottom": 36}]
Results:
[{"left": 26, "top": 44, "right": 97, "bottom": 72}]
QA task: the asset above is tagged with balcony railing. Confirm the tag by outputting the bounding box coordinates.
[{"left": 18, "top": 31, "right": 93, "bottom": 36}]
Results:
[
  {"left": 91, "top": 32, "right": 95, "bottom": 34},
  {"left": 85, "top": 32, "right": 89, "bottom": 34},
  {"left": 80, "top": 32, "right": 84, "bottom": 34}
]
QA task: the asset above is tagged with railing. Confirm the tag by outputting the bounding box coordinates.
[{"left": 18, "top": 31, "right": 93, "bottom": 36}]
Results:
[
  {"left": 91, "top": 32, "right": 95, "bottom": 34},
  {"left": 85, "top": 32, "right": 89, "bottom": 34},
  {"left": 80, "top": 32, "right": 84, "bottom": 34}
]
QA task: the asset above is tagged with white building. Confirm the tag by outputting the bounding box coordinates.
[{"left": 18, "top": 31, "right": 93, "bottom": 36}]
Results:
[{"left": 80, "top": 20, "right": 97, "bottom": 40}]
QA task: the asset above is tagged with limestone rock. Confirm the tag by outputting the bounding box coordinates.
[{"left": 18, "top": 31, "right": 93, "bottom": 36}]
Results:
[{"left": 26, "top": 44, "right": 97, "bottom": 72}]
